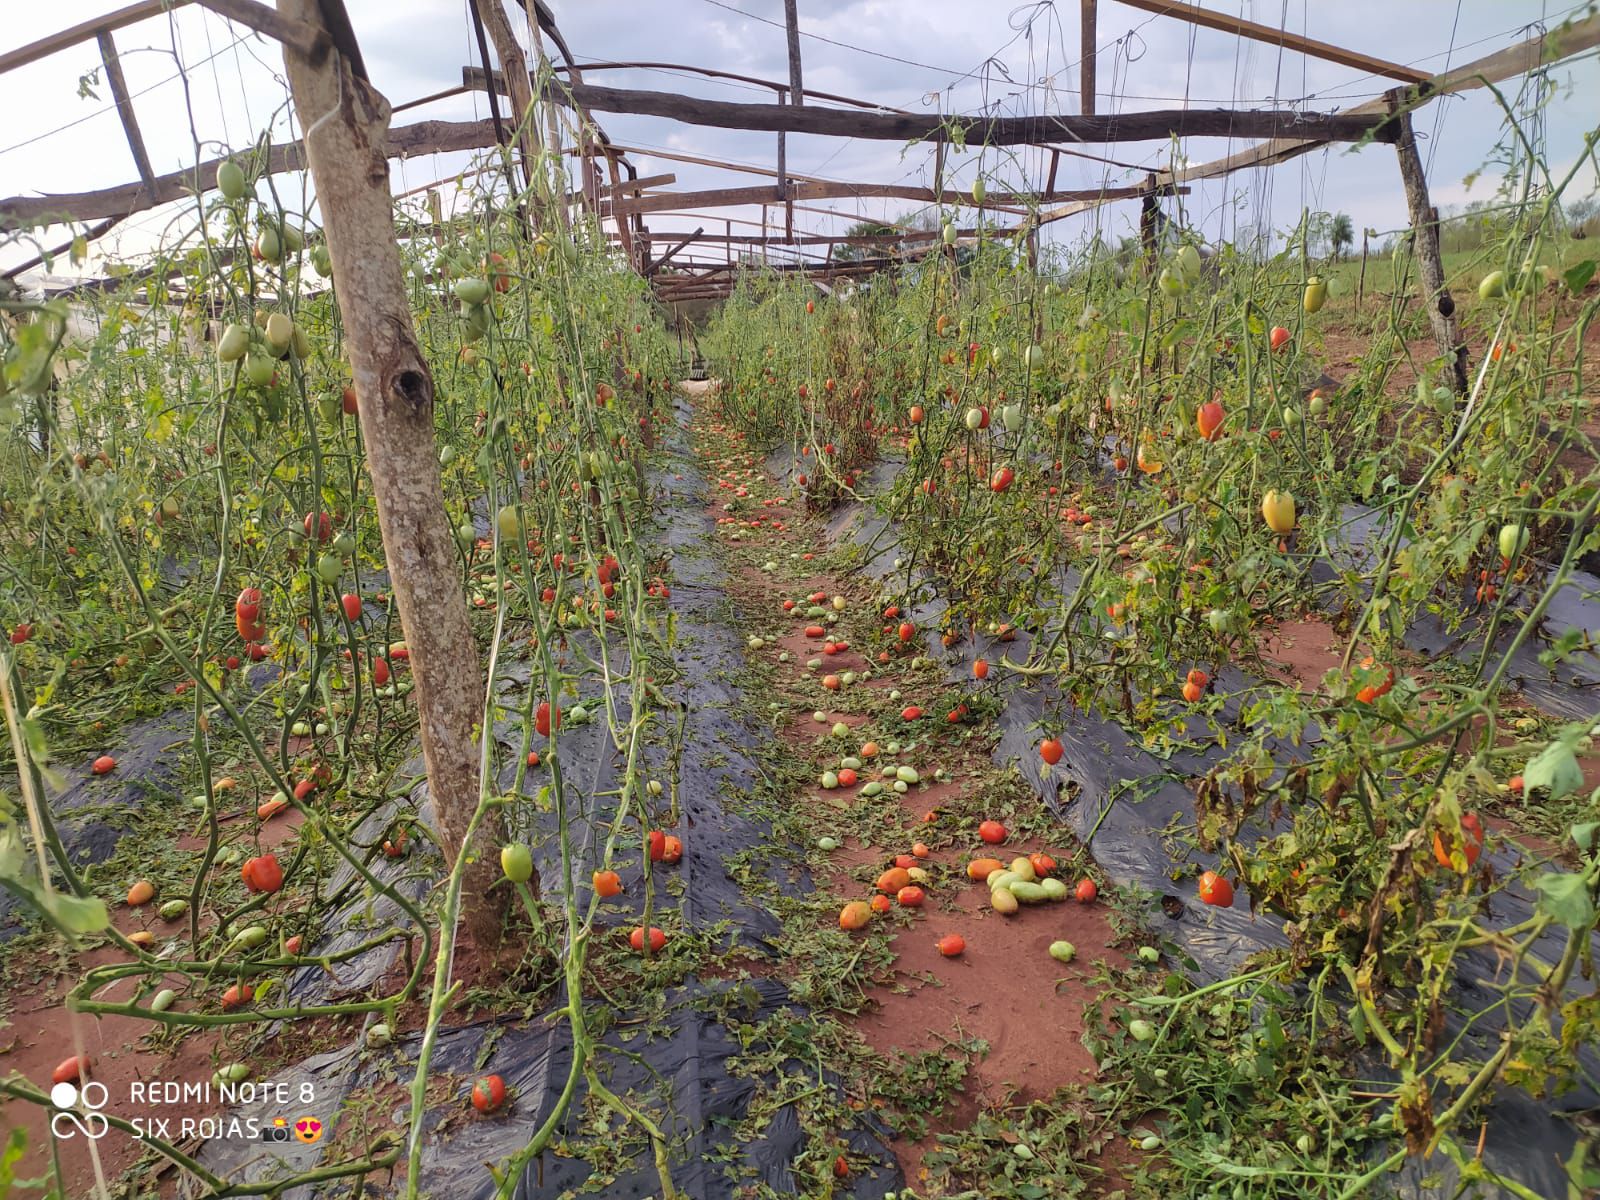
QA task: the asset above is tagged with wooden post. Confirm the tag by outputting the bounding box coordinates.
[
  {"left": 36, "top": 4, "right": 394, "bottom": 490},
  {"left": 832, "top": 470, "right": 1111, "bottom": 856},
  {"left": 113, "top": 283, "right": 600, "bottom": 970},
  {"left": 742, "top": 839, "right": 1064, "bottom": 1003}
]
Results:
[
  {"left": 1046, "top": 149, "right": 1060, "bottom": 197},
  {"left": 1080, "top": 0, "right": 1096, "bottom": 116},
  {"left": 601, "top": 147, "right": 635, "bottom": 267},
  {"left": 427, "top": 188, "right": 445, "bottom": 245},
  {"left": 97, "top": 31, "right": 156, "bottom": 193},
  {"left": 475, "top": 0, "right": 542, "bottom": 186},
  {"left": 1357, "top": 227, "right": 1370, "bottom": 304},
  {"left": 1139, "top": 173, "right": 1159, "bottom": 269},
  {"left": 467, "top": 0, "right": 528, "bottom": 216},
  {"left": 783, "top": 0, "right": 804, "bottom": 107},
  {"left": 275, "top": 0, "right": 505, "bottom": 937},
  {"left": 1388, "top": 92, "right": 1470, "bottom": 397}
]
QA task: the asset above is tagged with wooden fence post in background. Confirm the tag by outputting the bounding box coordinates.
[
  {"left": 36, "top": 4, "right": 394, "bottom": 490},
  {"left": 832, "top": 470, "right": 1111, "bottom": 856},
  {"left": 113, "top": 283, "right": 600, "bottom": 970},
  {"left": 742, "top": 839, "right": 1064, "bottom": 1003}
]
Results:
[{"left": 275, "top": 0, "right": 506, "bottom": 942}]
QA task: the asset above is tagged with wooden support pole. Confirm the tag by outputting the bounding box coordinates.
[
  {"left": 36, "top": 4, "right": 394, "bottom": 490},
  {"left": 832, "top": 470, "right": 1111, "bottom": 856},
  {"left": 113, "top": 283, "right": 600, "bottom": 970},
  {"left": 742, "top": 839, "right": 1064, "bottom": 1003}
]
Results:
[
  {"left": 783, "top": 0, "right": 804, "bottom": 107},
  {"left": 1388, "top": 94, "right": 1469, "bottom": 397},
  {"left": 600, "top": 147, "right": 636, "bottom": 268},
  {"left": 428, "top": 188, "right": 444, "bottom": 244},
  {"left": 97, "top": 31, "right": 156, "bottom": 193},
  {"left": 274, "top": 0, "right": 503, "bottom": 933},
  {"left": 776, "top": 91, "right": 788, "bottom": 199},
  {"left": 1080, "top": 0, "right": 1096, "bottom": 116},
  {"left": 467, "top": 0, "right": 527, "bottom": 216},
  {"left": 1358, "top": 227, "right": 1370, "bottom": 304},
  {"left": 473, "top": 0, "right": 541, "bottom": 188},
  {"left": 1139, "top": 173, "right": 1159, "bottom": 268},
  {"left": 1046, "top": 149, "right": 1060, "bottom": 196}
]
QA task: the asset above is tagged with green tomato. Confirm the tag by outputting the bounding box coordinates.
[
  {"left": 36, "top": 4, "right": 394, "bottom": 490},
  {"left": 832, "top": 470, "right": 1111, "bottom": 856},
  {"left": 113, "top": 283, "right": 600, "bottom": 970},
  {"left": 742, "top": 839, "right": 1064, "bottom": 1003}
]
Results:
[
  {"left": 216, "top": 160, "right": 248, "bottom": 200},
  {"left": 500, "top": 842, "right": 534, "bottom": 883}
]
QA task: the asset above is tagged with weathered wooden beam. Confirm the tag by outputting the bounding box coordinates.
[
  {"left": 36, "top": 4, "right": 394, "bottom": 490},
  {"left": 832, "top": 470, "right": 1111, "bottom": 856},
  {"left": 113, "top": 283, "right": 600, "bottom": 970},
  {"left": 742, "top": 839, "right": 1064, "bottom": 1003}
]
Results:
[
  {"left": 783, "top": 0, "right": 804, "bottom": 106},
  {"left": 646, "top": 227, "right": 703, "bottom": 274},
  {"left": 1151, "top": 12, "right": 1600, "bottom": 192},
  {"left": 0, "top": 116, "right": 505, "bottom": 225},
  {"left": 603, "top": 171, "right": 675, "bottom": 196},
  {"left": 1080, "top": 0, "right": 1096, "bottom": 116},
  {"left": 610, "top": 181, "right": 1175, "bottom": 218},
  {"left": 561, "top": 82, "right": 1399, "bottom": 145},
  {"left": 1114, "top": 0, "right": 1428, "bottom": 84},
  {"left": 1, "top": 0, "right": 189, "bottom": 75},
  {"left": 474, "top": 0, "right": 541, "bottom": 187},
  {"left": 636, "top": 229, "right": 977, "bottom": 247},
  {"left": 1388, "top": 94, "right": 1469, "bottom": 397},
  {"left": 96, "top": 31, "right": 157, "bottom": 194},
  {"left": 196, "top": 0, "right": 327, "bottom": 60}
]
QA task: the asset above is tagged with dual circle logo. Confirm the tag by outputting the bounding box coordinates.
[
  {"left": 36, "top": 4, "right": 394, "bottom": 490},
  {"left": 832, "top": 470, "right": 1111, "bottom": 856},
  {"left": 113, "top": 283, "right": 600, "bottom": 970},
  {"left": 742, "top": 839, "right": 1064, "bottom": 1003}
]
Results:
[{"left": 49, "top": 1082, "right": 110, "bottom": 1140}]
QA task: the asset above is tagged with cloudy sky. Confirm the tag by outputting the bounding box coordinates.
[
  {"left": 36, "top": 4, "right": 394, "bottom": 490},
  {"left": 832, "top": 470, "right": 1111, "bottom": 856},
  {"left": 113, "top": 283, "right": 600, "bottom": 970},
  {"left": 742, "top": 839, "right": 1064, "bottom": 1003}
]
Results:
[{"left": 1, "top": 0, "right": 1596, "bottom": 281}]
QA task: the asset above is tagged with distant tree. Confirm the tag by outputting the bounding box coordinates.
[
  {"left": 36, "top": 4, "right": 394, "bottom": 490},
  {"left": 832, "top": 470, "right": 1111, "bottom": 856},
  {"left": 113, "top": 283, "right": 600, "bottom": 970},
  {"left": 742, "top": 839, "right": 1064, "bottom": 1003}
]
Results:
[{"left": 1329, "top": 213, "right": 1354, "bottom": 261}]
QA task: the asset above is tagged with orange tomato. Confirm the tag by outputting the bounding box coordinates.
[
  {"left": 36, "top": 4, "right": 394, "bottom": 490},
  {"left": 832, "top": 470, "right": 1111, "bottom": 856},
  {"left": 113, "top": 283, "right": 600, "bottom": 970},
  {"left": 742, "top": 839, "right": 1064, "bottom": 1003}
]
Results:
[{"left": 593, "top": 870, "right": 623, "bottom": 897}]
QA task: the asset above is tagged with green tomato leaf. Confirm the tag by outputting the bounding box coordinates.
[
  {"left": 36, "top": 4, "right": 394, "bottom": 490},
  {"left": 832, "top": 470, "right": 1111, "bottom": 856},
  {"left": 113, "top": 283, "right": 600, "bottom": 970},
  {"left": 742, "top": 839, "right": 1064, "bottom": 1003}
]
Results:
[
  {"left": 1573, "top": 821, "right": 1600, "bottom": 854},
  {"left": 41, "top": 891, "right": 110, "bottom": 936},
  {"left": 1523, "top": 734, "right": 1584, "bottom": 802},
  {"left": 1533, "top": 871, "right": 1595, "bottom": 930},
  {"left": 1563, "top": 259, "right": 1596, "bottom": 294}
]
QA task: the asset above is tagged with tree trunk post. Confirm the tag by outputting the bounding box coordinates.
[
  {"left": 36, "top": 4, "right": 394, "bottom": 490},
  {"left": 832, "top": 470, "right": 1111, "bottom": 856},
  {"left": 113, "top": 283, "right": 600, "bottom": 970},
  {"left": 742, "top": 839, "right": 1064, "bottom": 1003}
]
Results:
[
  {"left": 1388, "top": 92, "right": 1470, "bottom": 397},
  {"left": 276, "top": 0, "right": 505, "bottom": 940}
]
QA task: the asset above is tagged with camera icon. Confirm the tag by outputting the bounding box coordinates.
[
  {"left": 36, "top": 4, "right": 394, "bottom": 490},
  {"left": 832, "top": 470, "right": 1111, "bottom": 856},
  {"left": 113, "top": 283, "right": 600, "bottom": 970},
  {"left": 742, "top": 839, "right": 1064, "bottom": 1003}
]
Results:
[{"left": 261, "top": 1120, "right": 293, "bottom": 1143}]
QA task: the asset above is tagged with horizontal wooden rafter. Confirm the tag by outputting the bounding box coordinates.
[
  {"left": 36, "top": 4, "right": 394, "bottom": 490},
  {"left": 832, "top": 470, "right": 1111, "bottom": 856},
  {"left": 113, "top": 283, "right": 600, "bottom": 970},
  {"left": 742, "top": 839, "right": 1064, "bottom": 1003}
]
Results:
[
  {"left": 609, "top": 181, "right": 1181, "bottom": 218},
  {"left": 1114, "top": 0, "right": 1428, "bottom": 84},
  {"left": 0, "top": 0, "right": 189, "bottom": 75},
  {"left": 558, "top": 82, "right": 1398, "bottom": 146},
  {"left": 0, "top": 116, "right": 510, "bottom": 225}
]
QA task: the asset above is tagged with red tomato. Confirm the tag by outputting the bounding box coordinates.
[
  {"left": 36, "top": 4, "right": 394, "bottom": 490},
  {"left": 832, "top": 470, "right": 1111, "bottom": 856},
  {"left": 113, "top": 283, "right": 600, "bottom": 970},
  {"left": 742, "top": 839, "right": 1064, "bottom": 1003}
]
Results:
[
  {"left": 648, "top": 830, "right": 666, "bottom": 861},
  {"left": 1028, "top": 853, "right": 1056, "bottom": 878},
  {"left": 1197, "top": 871, "right": 1234, "bottom": 907},
  {"left": 221, "top": 983, "right": 254, "bottom": 1010},
  {"left": 1039, "top": 738, "right": 1064, "bottom": 765},
  {"left": 897, "top": 621, "right": 915, "bottom": 643},
  {"left": 535, "top": 701, "right": 560, "bottom": 737},
  {"left": 629, "top": 926, "right": 667, "bottom": 953},
  {"left": 340, "top": 593, "right": 362, "bottom": 622},
  {"left": 91, "top": 755, "right": 117, "bottom": 775},
  {"left": 52, "top": 1055, "right": 89, "bottom": 1085},
  {"left": 303, "top": 511, "right": 333, "bottom": 543},
  {"left": 1074, "top": 878, "right": 1098, "bottom": 904},
  {"left": 936, "top": 934, "right": 965, "bottom": 957},
  {"left": 900, "top": 706, "right": 922, "bottom": 721},
  {"left": 1196, "top": 400, "right": 1225, "bottom": 441},
  {"left": 978, "top": 820, "right": 1006, "bottom": 844},
  {"left": 896, "top": 885, "right": 925, "bottom": 907},
  {"left": 593, "top": 870, "right": 622, "bottom": 897},
  {"left": 10, "top": 623, "right": 33, "bottom": 645},
  {"left": 241, "top": 853, "right": 284, "bottom": 894},
  {"left": 989, "top": 465, "right": 1014, "bottom": 492},
  {"left": 471, "top": 1074, "right": 506, "bottom": 1113}
]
